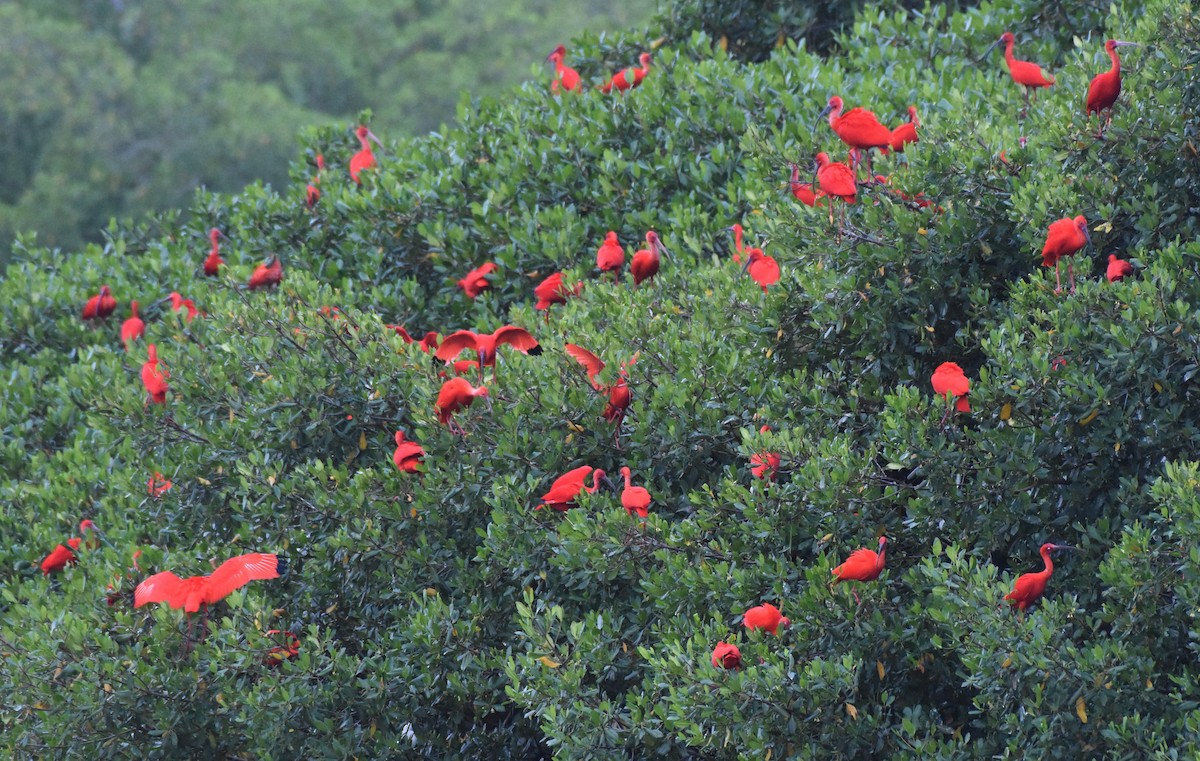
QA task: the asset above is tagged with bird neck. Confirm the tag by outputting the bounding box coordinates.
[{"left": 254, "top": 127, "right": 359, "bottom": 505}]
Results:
[
  {"left": 622, "top": 469, "right": 632, "bottom": 489},
  {"left": 1004, "top": 40, "right": 1017, "bottom": 66},
  {"left": 1039, "top": 548, "right": 1055, "bottom": 577},
  {"left": 1108, "top": 47, "right": 1121, "bottom": 74},
  {"left": 733, "top": 227, "right": 744, "bottom": 252},
  {"left": 876, "top": 545, "right": 886, "bottom": 571}
]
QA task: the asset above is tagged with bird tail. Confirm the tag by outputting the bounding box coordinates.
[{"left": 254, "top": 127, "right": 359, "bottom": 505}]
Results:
[{"left": 276, "top": 556, "right": 290, "bottom": 577}]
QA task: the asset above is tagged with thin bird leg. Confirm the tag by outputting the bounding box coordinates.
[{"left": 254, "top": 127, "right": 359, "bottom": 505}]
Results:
[
  {"left": 1054, "top": 262, "right": 1063, "bottom": 294},
  {"left": 853, "top": 588, "right": 862, "bottom": 606},
  {"left": 938, "top": 396, "right": 952, "bottom": 426}
]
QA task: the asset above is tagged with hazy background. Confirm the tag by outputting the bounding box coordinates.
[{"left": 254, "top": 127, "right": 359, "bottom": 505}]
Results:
[{"left": 1, "top": 0, "right": 656, "bottom": 253}]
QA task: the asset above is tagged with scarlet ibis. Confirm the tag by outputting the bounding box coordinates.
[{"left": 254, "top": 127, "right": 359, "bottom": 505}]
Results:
[
  {"left": 743, "top": 603, "right": 789, "bottom": 635},
  {"left": 1087, "top": 40, "right": 1138, "bottom": 137},
  {"left": 203, "top": 229, "right": 224, "bottom": 276},
  {"left": 596, "top": 231, "right": 625, "bottom": 280},
  {"left": 141, "top": 344, "right": 169, "bottom": 406},
  {"left": 438, "top": 359, "right": 480, "bottom": 379},
  {"left": 393, "top": 430, "right": 425, "bottom": 473},
  {"left": 120, "top": 301, "right": 145, "bottom": 351},
  {"left": 168, "top": 292, "right": 199, "bottom": 323},
  {"left": 727, "top": 223, "right": 748, "bottom": 264},
  {"left": 818, "top": 96, "right": 892, "bottom": 175},
  {"left": 435, "top": 377, "right": 489, "bottom": 435},
  {"left": 82, "top": 285, "right": 117, "bottom": 321},
  {"left": 1106, "top": 254, "right": 1133, "bottom": 282},
  {"left": 831, "top": 537, "right": 888, "bottom": 604},
  {"left": 630, "top": 231, "right": 669, "bottom": 287},
  {"left": 248, "top": 257, "right": 283, "bottom": 290},
  {"left": 41, "top": 537, "right": 82, "bottom": 576},
  {"left": 435, "top": 326, "right": 542, "bottom": 383},
  {"left": 789, "top": 163, "right": 824, "bottom": 207},
  {"left": 536, "top": 465, "right": 609, "bottom": 512},
  {"left": 889, "top": 106, "right": 920, "bottom": 153},
  {"left": 619, "top": 467, "right": 651, "bottom": 518},
  {"left": 534, "top": 272, "right": 583, "bottom": 321},
  {"left": 387, "top": 326, "right": 440, "bottom": 354},
  {"left": 457, "top": 262, "right": 497, "bottom": 299},
  {"left": 816, "top": 152, "right": 857, "bottom": 239},
  {"left": 349, "top": 125, "right": 382, "bottom": 184},
  {"left": 749, "top": 425, "right": 781, "bottom": 481},
  {"left": 1041, "top": 215, "right": 1090, "bottom": 293},
  {"left": 599, "top": 53, "right": 652, "bottom": 94},
  {"left": 711, "top": 642, "right": 742, "bottom": 670},
  {"left": 264, "top": 629, "right": 301, "bottom": 667},
  {"left": 546, "top": 45, "right": 581, "bottom": 93},
  {"left": 564, "top": 343, "right": 638, "bottom": 445},
  {"left": 931, "top": 362, "right": 970, "bottom": 424},
  {"left": 726, "top": 227, "right": 780, "bottom": 293},
  {"left": 79, "top": 519, "right": 100, "bottom": 549},
  {"left": 988, "top": 32, "right": 1055, "bottom": 115},
  {"left": 1004, "top": 543, "right": 1074, "bottom": 611},
  {"left": 306, "top": 154, "right": 325, "bottom": 208},
  {"left": 147, "top": 472, "right": 173, "bottom": 498}
]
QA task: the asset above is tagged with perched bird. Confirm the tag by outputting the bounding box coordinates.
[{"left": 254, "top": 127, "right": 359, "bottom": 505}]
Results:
[
  {"left": 435, "top": 377, "right": 489, "bottom": 435},
  {"left": 147, "top": 472, "right": 173, "bottom": 498},
  {"left": 595, "top": 231, "right": 625, "bottom": 279},
  {"left": 349, "top": 125, "right": 382, "bottom": 184},
  {"left": 1086, "top": 40, "right": 1138, "bottom": 137},
  {"left": 393, "top": 430, "right": 425, "bottom": 474},
  {"left": 387, "top": 326, "right": 440, "bottom": 354},
  {"left": 168, "top": 292, "right": 200, "bottom": 323},
  {"left": 816, "top": 152, "right": 857, "bottom": 238},
  {"left": 537, "top": 465, "right": 609, "bottom": 512},
  {"left": 546, "top": 45, "right": 581, "bottom": 93},
  {"left": 534, "top": 272, "right": 583, "bottom": 321},
  {"left": 930, "top": 362, "right": 970, "bottom": 424},
  {"left": 203, "top": 229, "right": 225, "bottom": 277},
  {"left": 599, "top": 53, "right": 652, "bottom": 94},
  {"left": 743, "top": 603, "right": 789, "bottom": 635},
  {"left": 711, "top": 642, "right": 742, "bottom": 670},
  {"left": 435, "top": 326, "right": 542, "bottom": 383},
  {"left": 120, "top": 301, "right": 145, "bottom": 351},
  {"left": 564, "top": 343, "right": 639, "bottom": 445},
  {"left": 727, "top": 223, "right": 749, "bottom": 265},
  {"left": 248, "top": 257, "right": 284, "bottom": 290},
  {"left": 988, "top": 32, "right": 1055, "bottom": 114},
  {"left": 889, "top": 106, "right": 920, "bottom": 153},
  {"left": 619, "top": 467, "right": 651, "bottom": 519},
  {"left": 263, "top": 630, "right": 301, "bottom": 667},
  {"left": 749, "top": 425, "right": 781, "bottom": 482},
  {"left": 457, "top": 262, "right": 498, "bottom": 300},
  {"left": 1004, "top": 543, "right": 1074, "bottom": 611},
  {"left": 630, "top": 231, "right": 670, "bottom": 287},
  {"left": 1041, "top": 215, "right": 1090, "bottom": 294},
  {"left": 306, "top": 154, "right": 325, "bottom": 208},
  {"left": 82, "top": 285, "right": 117, "bottom": 321},
  {"left": 818, "top": 96, "right": 893, "bottom": 174},
  {"left": 726, "top": 224, "right": 780, "bottom": 292},
  {"left": 789, "top": 163, "right": 824, "bottom": 207},
  {"left": 41, "top": 537, "right": 82, "bottom": 577},
  {"left": 141, "top": 344, "right": 169, "bottom": 406},
  {"left": 831, "top": 537, "right": 888, "bottom": 603},
  {"left": 1106, "top": 254, "right": 1133, "bottom": 283}
]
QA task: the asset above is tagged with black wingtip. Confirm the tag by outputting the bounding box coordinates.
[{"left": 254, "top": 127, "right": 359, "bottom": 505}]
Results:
[
  {"left": 275, "top": 555, "right": 290, "bottom": 577},
  {"left": 528, "top": 343, "right": 544, "bottom": 356}
]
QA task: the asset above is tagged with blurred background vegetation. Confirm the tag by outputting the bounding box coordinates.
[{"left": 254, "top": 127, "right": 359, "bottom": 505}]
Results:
[{"left": 0, "top": 0, "right": 655, "bottom": 254}]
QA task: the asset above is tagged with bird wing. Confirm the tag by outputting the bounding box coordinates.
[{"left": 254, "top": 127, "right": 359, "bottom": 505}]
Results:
[
  {"left": 203, "top": 553, "right": 284, "bottom": 605},
  {"left": 545, "top": 465, "right": 593, "bottom": 497},
  {"left": 435, "top": 331, "right": 480, "bottom": 361},
  {"left": 832, "top": 548, "right": 880, "bottom": 581},
  {"left": 134, "top": 571, "right": 186, "bottom": 608},
  {"left": 564, "top": 344, "right": 605, "bottom": 388},
  {"left": 492, "top": 326, "right": 542, "bottom": 355},
  {"left": 750, "top": 256, "right": 781, "bottom": 286}
]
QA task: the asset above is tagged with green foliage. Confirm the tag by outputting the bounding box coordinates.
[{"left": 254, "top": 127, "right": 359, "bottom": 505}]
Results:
[{"left": 3, "top": 0, "right": 1200, "bottom": 757}]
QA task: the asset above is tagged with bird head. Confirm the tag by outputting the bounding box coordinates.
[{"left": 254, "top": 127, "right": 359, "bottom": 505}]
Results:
[
  {"left": 639, "top": 53, "right": 653, "bottom": 67},
  {"left": 99, "top": 285, "right": 112, "bottom": 297},
  {"left": 394, "top": 430, "right": 407, "bottom": 445},
  {"left": 1042, "top": 543, "right": 1075, "bottom": 555},
  {"left": 646, "top": 231, "right": 670, "bottom": 257},
  {"left": 1107, "top": 40, "right": 1138, "bottom": 51},
  {"left": 1074, "top": 215, "right": 1090, "bottom": 243},
  {"left": 80, "top": 519, "right": 98, "bottom": 534},
  {"left": 907, "top": 105, "right": 919, "bottom": 122},
  {"left": 878, "top": 536, "right": 888, "bottom": 549},
  {"left": 815, "top": 152, "right": 831, "bottom": 168},
  {"left": 67, "top": 538, "right": 82, "bottom": 550},
  {"left": 985, "top": 32, "right": 1011, "bottom": 55},
  {"left": 815, "top": 96, "right": 839, "bottom": 128},
  {"left": 209, "top": 228, "right": 223, "bottom": 243},
  {"left": 315, "top": 154, "right": 325, "bottom": 170},
  {"left": 547, "top": 44, "right": 566, "bottom": 62},
  {"left": 604, "top": 231, "right": 618, "bottom": 245}
]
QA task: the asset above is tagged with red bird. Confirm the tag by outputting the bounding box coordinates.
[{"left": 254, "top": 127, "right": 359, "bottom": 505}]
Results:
[
  {"left": 135, "top": 552, "right": 286, "bottom": 613},
  {"left": 435, "top": 377, "right": 489, "bottom": 435},
  {"left": 120, "top": 301, "right": 145, "bottom": 351},
  {"left": 41, "top": 537, "right": 82, "bottom": 576},
  {"left": 816, "top": 152, "right": 857, "bottom": 239},
  {"left": 931, "top": 362, "right": 970, "bottom": 424},
  {"left": 1087, "top": 40, "right": 1138, "bottom": 137},
  {"left": 1041, "top": 215, "right": 1090, "bottom": 294},
  {"left": 832, "top": 537, "right": 888, "bottom": 603},
  {"left": 79, "top": 519, "right": 100, "bottom": 549},
  {"left": 147, "top": 472, "right": 173, "bottom": 498},
  {"left": 387, "top": 326, "right": 440, "bottom": 354},
  {"left": 630, "top": 231, "right": 670, "bottom": 287},
  {"left": 306, "top": 154, "right": 325, "bottom": 208},
  {"left": 818, "top": 95, "right": 893, "bottom": 174},
  {"left": 564, "top": 343, "right": 638, "bottom": 445},
  {"left": 169, "top": 292, "right": 200, "bottom": 323},
  {"left": 536, "top": 465, "right": 609, "bottom": 512},
  {"left": 726, "top": 225, "right": 780, "bottom": 292},
  {"left": 743, "top": 603, "right": 789, "bottom": 635},
  {"left": 750, "top": 424, "right": 781, "bottom": 481},
  {"left": 989, "top": 32, "right": 1055, "bottom": 114},
  {"left": 264, "top": 630, "right": 301, "bottom": 667},
  {"left": 435, "top": 326, "right": 542, "bottom": 383},
  {"left": 711, "top": 642, "right": 742, "bottom": 670},
  {"left": 727, "top": 223, "right": 748, "bottom": 264},
  {"left": 534, "top": 272, "right": 583, "bottom": 321},
  {"left": 889, "top": 106, "right": 920, "bottom": 153},
  {"left": 596, "top": 231, "right": 625, "bottom": 279},
  {"left": 619, "top": 467, "right": 651, "bottom": 518},
  {"left": 547, "top": 45, "right": 581, "bottom": 93},
  {"left": 1004, "top": 543, "right": 1074, "bottom": 611},
  {"left": 457, "top": 262, "right": 498, "bottom": 300},
  {"left": 438, "top": 359, "right": 481, "bottom": 379},
  {"left": 393, "top": 430, "right": 425, "bottom": 474},
  {"left": 203, "top": 228, "right": 225, "bottom": 276},
  {"left": 789, "top": 163, "right": 824, "bottom": 207},
  {"left": 349, "top": 125, "right": 382, "bottom": 184},
  {"left": 1106, "top": 254, "right": 1133, "bottom": 283},
  {"left": 141, "top": 343, "right": 169, "bottom": 406},
  {"left": 599, "top": 53, "right": 652, "bottom": 94},
  {"left": 248, "top": 257, "right": 283, "bottom": 290},
  {"left": 82, "top": 285, "right": 117, "bottom": 321}
]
